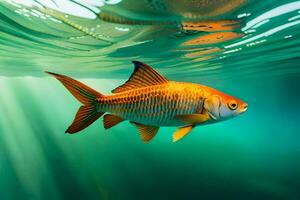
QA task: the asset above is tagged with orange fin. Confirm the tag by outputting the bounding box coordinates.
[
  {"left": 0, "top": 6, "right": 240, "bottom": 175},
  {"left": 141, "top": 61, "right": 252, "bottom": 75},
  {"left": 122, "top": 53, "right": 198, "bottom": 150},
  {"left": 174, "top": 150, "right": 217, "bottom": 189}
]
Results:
[
  {"left": 173, "top": 126, "right": 194, "bottom": 142},
  {"left": 46, "top": 71, "right": 103, "bottom": 104},
  {"left": 46, "top": 71, "right": 105, "bottom": 133},
  {"left": 66, "top": 105, "right": 104, "bottom": 134},
  {"left": 130, "top": 121, "right": 159, "bottom": 143},
  {"left": 103, "top": 114, "right": 124, "bottom": 129},
  {"left": 175, "top": 113, "right": 210, "bottom": 124},
  {"left": 111, "top": 61, "right": 168, "bottom": 93}
]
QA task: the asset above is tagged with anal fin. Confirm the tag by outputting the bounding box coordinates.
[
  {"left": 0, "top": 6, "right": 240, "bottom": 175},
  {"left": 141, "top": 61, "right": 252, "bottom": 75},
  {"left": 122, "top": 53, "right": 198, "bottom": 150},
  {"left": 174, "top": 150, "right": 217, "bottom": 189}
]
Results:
[
  {"left": 130, "top": 121, "right": 159, "bottom": 143},
  {"left": 173, "top": 125, "right": 194, "bottom": 142},
  {"left": 103, "top": 114, "right": 124, "bottom": 129}
]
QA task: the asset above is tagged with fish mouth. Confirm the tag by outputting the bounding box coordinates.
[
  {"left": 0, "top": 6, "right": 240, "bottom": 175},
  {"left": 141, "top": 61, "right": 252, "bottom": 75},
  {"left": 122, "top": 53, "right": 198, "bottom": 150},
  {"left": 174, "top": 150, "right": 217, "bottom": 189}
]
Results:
[{"left": 240, "top": 104, "right": 248, "bottom": 113}]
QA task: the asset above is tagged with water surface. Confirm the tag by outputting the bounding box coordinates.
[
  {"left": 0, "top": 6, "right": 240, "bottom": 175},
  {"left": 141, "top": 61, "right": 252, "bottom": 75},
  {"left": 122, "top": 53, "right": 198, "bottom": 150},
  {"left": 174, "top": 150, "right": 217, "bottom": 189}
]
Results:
[{"left": 0, "top": 0, "right": 300, "bottom": 199}]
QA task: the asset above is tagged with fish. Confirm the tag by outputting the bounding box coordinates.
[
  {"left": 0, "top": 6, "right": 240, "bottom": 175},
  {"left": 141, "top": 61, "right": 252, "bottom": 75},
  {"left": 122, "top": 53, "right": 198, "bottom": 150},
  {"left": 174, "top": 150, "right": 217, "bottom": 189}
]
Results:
[
  {"left": 181, "top": 20, "right": 240, "bottom": 32},
  {"left": 182, "top": 32, "right": 243, "bottom": 46},
  {"left": 46, "top": 61, "right": 247, "bottom": 143}
]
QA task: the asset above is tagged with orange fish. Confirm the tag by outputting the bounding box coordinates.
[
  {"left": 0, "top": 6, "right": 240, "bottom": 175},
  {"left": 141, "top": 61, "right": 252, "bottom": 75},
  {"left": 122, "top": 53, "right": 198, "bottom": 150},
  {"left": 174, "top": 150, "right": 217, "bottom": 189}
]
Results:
[
  {"left": 46, "top": 61, "right": 247, "bottom": 143},
  {"left": 182, "top": 20, "right": 240, "bottom": 32},
  {"left": 182, "top": 32, "right": 243, "bottom": 46}
]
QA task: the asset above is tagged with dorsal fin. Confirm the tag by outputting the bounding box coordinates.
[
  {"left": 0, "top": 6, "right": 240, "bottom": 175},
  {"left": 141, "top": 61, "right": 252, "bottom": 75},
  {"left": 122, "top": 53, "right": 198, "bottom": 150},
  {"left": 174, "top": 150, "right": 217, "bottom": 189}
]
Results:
[{"left": 112, "top": 61, "right": 168, "bottom": 93}]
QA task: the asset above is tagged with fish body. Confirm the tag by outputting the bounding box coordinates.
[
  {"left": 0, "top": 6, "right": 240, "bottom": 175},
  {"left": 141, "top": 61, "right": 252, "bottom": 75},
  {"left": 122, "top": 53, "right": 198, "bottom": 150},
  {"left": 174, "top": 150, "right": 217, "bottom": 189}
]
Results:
[
  {"left": 47, "top": 61, "right": 247, "bottom": 142},
  {"left": 98, "top": 81, "right": 205, "bottom": 127}
]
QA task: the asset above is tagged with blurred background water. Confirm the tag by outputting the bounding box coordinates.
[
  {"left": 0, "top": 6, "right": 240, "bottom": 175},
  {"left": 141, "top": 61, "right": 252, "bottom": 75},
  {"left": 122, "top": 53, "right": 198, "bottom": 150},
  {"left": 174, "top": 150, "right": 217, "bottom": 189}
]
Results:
[{"left": 0, "top": 0, "right": 300, "bottom": 199}]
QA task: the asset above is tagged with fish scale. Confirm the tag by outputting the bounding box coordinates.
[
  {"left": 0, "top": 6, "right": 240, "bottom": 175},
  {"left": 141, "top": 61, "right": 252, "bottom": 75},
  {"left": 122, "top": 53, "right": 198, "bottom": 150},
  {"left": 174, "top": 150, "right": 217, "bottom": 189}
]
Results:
[{"left": 98, "top": 82, "right": 204, "bottom": 126}]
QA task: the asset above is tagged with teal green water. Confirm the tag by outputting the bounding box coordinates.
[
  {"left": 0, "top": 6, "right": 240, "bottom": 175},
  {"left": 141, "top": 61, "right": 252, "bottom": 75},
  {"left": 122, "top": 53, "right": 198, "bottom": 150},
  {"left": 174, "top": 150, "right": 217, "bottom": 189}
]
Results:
[{"left": 1, "top": 0, "right": 300, "bottom": 199}]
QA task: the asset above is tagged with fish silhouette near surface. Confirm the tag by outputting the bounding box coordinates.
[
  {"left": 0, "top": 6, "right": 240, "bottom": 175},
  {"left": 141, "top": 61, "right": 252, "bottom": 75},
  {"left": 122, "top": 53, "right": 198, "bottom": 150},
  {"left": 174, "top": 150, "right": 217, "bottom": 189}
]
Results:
[{"left": 46, "top": 61, "right": 247, "bottom": 143}]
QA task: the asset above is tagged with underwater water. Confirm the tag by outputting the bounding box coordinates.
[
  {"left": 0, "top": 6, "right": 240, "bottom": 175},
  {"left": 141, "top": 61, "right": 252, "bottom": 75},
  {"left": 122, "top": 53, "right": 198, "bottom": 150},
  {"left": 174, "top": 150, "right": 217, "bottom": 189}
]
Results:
[{"left": 1, "top": 0, "right": 300, "bottom": 199}]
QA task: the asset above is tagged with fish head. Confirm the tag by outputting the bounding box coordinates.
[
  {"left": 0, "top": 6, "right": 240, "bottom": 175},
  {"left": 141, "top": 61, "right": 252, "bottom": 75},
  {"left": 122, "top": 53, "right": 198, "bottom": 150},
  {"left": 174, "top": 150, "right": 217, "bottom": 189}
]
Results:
[{"left": 204, "top": 92, "right": 247, "bottom": 121}]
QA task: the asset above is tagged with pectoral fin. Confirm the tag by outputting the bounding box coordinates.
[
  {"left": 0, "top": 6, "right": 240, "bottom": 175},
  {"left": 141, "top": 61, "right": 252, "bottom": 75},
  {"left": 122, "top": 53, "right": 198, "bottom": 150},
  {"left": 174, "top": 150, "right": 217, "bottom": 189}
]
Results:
[
  {"left": 173, "top": 125, "right": 194, "bottom": 142},
  {"left": 175, "top": 113, "right": 210, "bottom": 124},
  {"left": 130, "top": 121, "right": 159, "bottom": 143}
]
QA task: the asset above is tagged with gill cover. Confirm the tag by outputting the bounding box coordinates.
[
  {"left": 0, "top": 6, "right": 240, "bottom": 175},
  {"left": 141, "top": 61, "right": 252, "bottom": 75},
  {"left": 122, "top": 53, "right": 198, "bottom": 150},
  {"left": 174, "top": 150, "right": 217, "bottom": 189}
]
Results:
[{"left": 204, "top": 96, "right": 220, "bottom": 120}]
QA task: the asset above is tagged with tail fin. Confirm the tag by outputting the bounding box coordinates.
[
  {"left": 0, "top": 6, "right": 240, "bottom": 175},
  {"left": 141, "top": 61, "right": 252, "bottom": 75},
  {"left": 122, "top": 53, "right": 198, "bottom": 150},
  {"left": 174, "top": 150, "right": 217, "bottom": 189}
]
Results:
[{"left": 46, "top": 71, "right": 104, "bottom": 133}]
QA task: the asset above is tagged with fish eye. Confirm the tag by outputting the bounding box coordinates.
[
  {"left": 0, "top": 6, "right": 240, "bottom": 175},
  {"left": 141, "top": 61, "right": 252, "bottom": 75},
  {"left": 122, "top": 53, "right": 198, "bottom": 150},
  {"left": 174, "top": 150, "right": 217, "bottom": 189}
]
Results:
[{"left": 228, "top": 100, "right": 238, "bottom": 110}]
